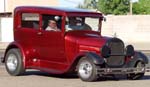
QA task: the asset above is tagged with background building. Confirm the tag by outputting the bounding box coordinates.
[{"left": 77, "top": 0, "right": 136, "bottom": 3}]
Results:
[{"left": 0, "top": 0, "right": 59, "bottom": 13}]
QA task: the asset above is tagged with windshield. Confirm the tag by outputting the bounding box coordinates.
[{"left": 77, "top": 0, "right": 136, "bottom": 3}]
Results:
[{"left": 65, "top": 16, "right": 101, "bottom": 32}]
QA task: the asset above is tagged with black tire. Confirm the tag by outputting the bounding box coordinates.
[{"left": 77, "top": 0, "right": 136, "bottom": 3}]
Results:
[
  {"left": 77, "top": 57, "right": 98, "bottom": 82},
  {"left": 127, "top": 61, "right": 145, "bottom": 80},
  {"left": 5, "top": 48, "right": 25, "bottom": 76}
]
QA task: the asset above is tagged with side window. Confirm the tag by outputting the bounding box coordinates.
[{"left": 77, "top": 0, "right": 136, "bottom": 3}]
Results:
[
  {"left": 21, "top": 13, "right": 40, "bottom": 29},
  {"left": 42, "top": 14, "right": 62, "bottom": 31}
]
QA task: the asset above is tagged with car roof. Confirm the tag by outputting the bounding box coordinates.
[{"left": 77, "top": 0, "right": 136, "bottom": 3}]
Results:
[{"left": 15, "top": 6, "right": 101, "bottom": 14}]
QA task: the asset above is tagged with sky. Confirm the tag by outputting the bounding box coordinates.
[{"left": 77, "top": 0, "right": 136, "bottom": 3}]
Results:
[
  {"left": 131, "top": 0, "right": 139, "bottom": 2},
  {"left": 59, "top": 0, "right": 83, "bottom": 7}
]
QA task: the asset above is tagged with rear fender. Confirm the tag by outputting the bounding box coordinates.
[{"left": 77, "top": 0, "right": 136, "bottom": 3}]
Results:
[{"left": 3, "top": 42, "right": 26, "bottom": 67}]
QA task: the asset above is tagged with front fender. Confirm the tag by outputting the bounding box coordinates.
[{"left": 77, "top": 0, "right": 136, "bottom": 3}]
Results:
[
  {"left": 126, "top": 51, "right": 149, "bottom": 67},
  {"left": 136, "top": 51, "right": 149, "bottom": 64},
  {"left": 67, "top": 52, "right": 104, "bottom": 73},
  {"left": 86, "top": 52, "right": 105, "bottom": 65}
]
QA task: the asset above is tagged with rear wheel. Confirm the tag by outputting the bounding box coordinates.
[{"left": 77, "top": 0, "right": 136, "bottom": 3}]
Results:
[
  {"left": 5, "top": 48, "right": 25, "bottom": 76},
  {"left": 77, "top": 57, "right": 98, "bottom": 82},
  {"left": 127, "top": 61, "right": 145, "bottom": 80}
]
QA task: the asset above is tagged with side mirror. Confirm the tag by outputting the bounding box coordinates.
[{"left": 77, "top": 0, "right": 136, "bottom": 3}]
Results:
[
  {"left": 126, "top": 45, "right": 135, "bottom": 57},
  {"left": 101, "top": 45, "right": 110, "bottom": 58}
]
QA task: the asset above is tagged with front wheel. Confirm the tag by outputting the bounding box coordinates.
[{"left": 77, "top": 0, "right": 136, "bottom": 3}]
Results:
[
  {"left": 77, "top": 57, "right": 98, "bottom": 82},
  {"left": 127, "top": 61, "right": 145, "bottom": 80},
  {"left": 5, "top": 48, "right": 25, "bottom": 76}
]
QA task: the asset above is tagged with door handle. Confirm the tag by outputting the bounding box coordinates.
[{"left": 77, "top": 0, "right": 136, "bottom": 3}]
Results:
[{"left": 37, "top": 32, "right": 42, "bottom": 35}]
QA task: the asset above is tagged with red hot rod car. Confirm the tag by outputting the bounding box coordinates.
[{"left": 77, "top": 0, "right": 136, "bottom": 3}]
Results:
[{"left": 2, "top": 6, "right": 148, "bottom": 81}]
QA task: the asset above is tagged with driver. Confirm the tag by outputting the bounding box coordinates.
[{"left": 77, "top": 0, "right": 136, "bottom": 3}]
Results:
[{"left": 45, "top": 20, "right": 60, "bottom": 31}]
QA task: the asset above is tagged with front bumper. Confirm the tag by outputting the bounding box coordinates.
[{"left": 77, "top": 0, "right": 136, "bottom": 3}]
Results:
[{"left": 97, "top": 67, "right": 146, "bottom": 75}]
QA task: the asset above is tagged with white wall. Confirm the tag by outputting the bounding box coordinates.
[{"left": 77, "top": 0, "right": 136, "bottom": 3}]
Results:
[
  {"left": 102, "top": 15, "right": 150, "bottom": 50},
  {"left": 0, "top": 18, "right": 13, "bottom": 42},
  {"left": 0, "top": 0, "right": 5, "bottom": 12}
]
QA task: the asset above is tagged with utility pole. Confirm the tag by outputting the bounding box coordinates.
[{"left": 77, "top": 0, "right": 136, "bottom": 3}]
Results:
[
  {"left": 129, "top": 0, "right": 139, "bottom": 15},
  {"left": 129, "top": 0, "right": 133, "bottom": 15}
]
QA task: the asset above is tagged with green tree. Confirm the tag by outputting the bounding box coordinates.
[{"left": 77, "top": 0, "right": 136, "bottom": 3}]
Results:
[
  {"left": 78, "top": 0, "right": 97, "bottom": 9},
  {"left": 97, "top": 0, "right": 130, "bottom": 15},
  {"left": 78, "top": 0, "right": 150, "bottom": 15},
  {"left": 97, "top": 0, "right": 150, "bottom": 15},
  {"left": 133, "top": 0, "right": 150, "bottom": 14}
]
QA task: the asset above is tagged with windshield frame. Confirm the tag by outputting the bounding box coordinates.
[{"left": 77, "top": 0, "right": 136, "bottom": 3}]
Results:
[{"left": 65, "top": 12, "right": 103, "bottom": 32}]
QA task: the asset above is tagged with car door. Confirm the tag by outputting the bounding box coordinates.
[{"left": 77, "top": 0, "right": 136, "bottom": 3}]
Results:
[
  {"left": 16, "top": 13, "right": 41, "bottom": 60},
  {"left": 38, "top": 14, "right": 67, "bottom": 64}
]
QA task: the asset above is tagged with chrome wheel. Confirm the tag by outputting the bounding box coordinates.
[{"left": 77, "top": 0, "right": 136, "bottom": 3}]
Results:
[
  {"left": 136, "top": 62, "right": 145, "bottom": 73},
  {"left": 77, "top": 58, "right": 98, "bottom": 81},
  {"left": 127, "top": 61, "right": 145, "bottom": 80},
  {"left": 137, "top": 62, "right": 145, "bottom": 68},
  {"left": 5, "top": 49, "right": 25, "bottom": 76},
  {"left": 6, "top": 54, "right": 18, "bottom": 71},
  {"left": 79, "top": 61, "right": 93, "bottom": 79}
]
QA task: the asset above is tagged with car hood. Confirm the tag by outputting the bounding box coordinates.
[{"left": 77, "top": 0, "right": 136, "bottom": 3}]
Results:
[{"left": 65, "top": 30, "right": 110, "bottom": 47}]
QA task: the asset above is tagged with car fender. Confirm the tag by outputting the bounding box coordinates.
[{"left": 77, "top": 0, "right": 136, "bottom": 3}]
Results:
[
  {"left": 3, "top": 42, "right": 26, "bottom": 67},
  {"left": 67, "top": 52, "right": 104, "bottom": 73},
  {"left": 126, "top": 51, "right": 149, "bottom": 67},
  {"left": 86, "top": 52, "right": 105, "bottom": 65}
]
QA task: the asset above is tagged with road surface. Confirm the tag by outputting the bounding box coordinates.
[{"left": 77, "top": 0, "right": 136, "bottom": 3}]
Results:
[{"left": 0, "top": 50, "right": 150, "bottom": 87}]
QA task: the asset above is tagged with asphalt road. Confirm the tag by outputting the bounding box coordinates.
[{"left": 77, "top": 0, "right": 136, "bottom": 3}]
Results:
[{"left": 0, "top": 50, "right": 150, "bottom": 87}]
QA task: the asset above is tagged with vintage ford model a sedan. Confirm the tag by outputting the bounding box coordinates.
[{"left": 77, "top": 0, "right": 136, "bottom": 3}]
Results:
[{"left": 2, "top": 6, "right": 148, "bottom": 81}]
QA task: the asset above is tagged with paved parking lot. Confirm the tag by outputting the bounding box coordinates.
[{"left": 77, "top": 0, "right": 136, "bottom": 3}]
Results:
[
  {"left": 0, "top": 50, "right": 150, "bottom": 87},
  {"left": 0, "top": 66, "right": 150, "bottom": 87}
]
